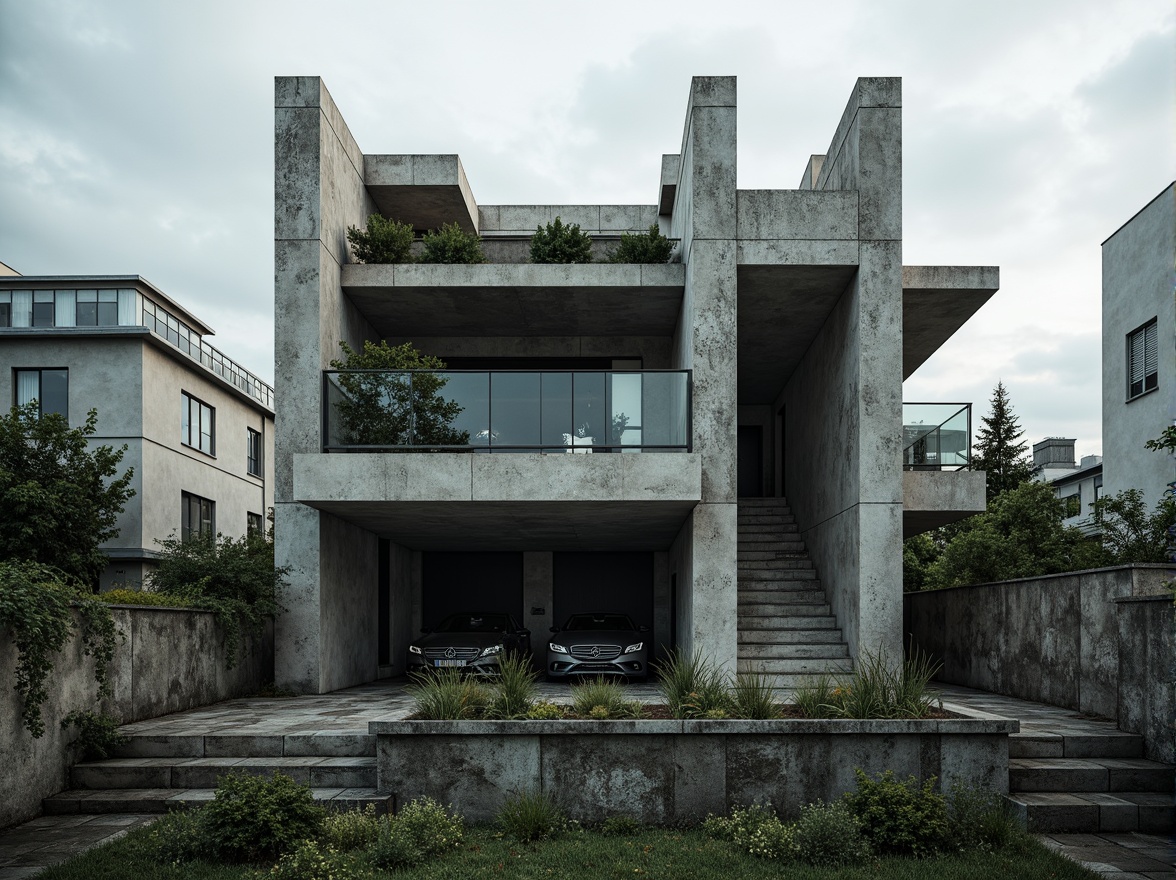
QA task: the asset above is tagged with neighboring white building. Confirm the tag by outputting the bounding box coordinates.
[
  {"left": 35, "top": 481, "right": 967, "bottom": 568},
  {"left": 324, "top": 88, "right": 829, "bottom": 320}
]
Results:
[
  {"left": 0, "top": 273, "right": 275, "bottom": 590},
  {"left": 1033, "top": 437, "right": 1103, "bottom": 532},
  {"left": 1101, "top": 183, "right": 1175, "bottom": 510}
]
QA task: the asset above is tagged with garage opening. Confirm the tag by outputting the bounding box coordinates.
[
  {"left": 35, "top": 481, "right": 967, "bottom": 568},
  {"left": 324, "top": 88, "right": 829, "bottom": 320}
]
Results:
[
  {"left": 421, "top": 552, "right": 524, "bottom": 628},
  {"left": 552, "top": 552, "right": 654, "bottom": 632}
]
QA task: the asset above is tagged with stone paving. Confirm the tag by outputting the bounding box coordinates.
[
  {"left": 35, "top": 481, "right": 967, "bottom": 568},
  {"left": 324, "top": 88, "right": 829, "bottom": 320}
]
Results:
[{"left": 0, "top": 679, "right": 1171, "bottom": 878}]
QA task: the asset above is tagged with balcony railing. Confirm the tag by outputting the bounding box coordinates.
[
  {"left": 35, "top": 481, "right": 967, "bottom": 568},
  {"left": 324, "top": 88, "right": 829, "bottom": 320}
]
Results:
[
  {"left": 902, "top": 403, "right": 971, "bottom": 471},
  {"left": 323, "top": 370, "right": 691, "bottom": 453}
]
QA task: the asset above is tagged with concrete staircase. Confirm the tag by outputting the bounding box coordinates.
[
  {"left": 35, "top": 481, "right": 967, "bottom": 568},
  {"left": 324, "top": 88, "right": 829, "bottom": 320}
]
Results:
[
  {"left": 1005, "top": 728, "right": 1175, "bottom": 833},
  {"left": 43, "top": 732, "right": 388, "bottom": 816},
  {"left": 737, "top": 498, "right": 852, "bottom": 688}
]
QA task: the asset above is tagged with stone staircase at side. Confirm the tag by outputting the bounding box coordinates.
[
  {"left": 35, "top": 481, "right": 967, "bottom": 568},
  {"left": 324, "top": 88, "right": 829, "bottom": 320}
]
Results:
[
  {"left": 737, "top": 498, "right": 852, "bottom": 689},
  {"left": 43, "top": 732, "right": 385, "bottom": 816},
  {"left": 1005, "top": 727, "right": 1174, "bottom": 833}
]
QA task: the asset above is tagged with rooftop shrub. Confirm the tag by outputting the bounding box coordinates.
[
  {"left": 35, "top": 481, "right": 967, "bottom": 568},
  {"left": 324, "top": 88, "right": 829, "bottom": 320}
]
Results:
[
  {"left": 606, "top": 224, "right": 675, "bottom": 263},
  {"left": 346, "top": 213, "right": 414, "bottom": 264},
  {"left": 529, "top": 216, "right": 594, "bottom": 264},
  {"left": 420, "top": 222, "right": 486, "bottom": 263}
]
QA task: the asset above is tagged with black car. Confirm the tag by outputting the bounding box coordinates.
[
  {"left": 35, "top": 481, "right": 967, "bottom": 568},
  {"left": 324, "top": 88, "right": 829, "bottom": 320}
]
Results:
[
  {"left": 407, "top": 611, "right": 532, "bottom": 675},
  {"left": 546, "top": 612, "right": 649, "bottom": 680}
]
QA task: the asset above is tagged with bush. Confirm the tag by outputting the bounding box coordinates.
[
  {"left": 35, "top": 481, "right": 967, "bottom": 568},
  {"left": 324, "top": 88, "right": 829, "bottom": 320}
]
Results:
[
  {"left": 844, "top": 768, "right": 948, "bottom": 858},
  {"left": 731, "top": 669, "right": 780, "bottom": 719},
  {"left": 61, "top": 709, "right": 127, "bottom": 760},
  {"left": 947, "top": 784, "right": 1021, "bottom": 852},
  {"left": 321, "top": 805, "right": 381, "bottom": 852},
  {"left": 149, "top": 809, "right": 206, "bottom": 866},
  {"left": 148, "top": 531, "right": 288, "bottom": 668},
  {"left": 525, "top": 700, "right": 566, "bottom": 720},
  {"left": 199, "top": 772, "right": 326, "bottom": 863},
  {"left": 529, "top": 217, "right": 594, "bottom": 264},
  {"left": 0, "top": 560, "right": 119, "bottom": 736},
  {"left": 346, "top": 213, "right": 414, "bottom": 264},
  {"left": 702, "top": 804, "right": 794, "bottom": 859},
  {"left": 407, "top": 668, "right": 491, "bottom": 719},
  {"left": 606, "top": 224, "right": 675, "bottom": 263},
  {"left": 370, "top": 797, "right": 463, "bottom": 869},
  {"left": 485, "top": 651, "right": 538, "bottom": 719},
  {"left": 264, "top": 839, "right": 362, "bottom": 880},
  {"left": 497, "top": 790, "right": 567, "bottom": 841},
  {"left": 599, "top": 814, "right": 642, "bottom": 836},
  {"left": 657, "top": 649, "right": 733, "bottom": 719},
  {"left": 791, "top": 800, "right": 871, "bottom": 867},
  {"left": 101, "top": 588, "right": 190, "bottom": 608},
  {"left": 569, "top": 677, "right": 643, "bottom": 719},
  {"left": 420, "top": 222, "right": 486, "bottom": 264}
]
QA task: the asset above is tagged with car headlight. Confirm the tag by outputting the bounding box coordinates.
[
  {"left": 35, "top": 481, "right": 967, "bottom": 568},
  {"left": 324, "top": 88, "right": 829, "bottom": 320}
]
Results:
[
  {"left": 408, "top": 645, "right": 422, "bottom": 655},
  {"left": 479, "top": 644, "right": 503, "bottom": 657},
  {"left": 624, "top": 642, "right": 644, "bottom": 654},
  {"left": 549, "top": 642, "right": 568, "bottom": 654}
]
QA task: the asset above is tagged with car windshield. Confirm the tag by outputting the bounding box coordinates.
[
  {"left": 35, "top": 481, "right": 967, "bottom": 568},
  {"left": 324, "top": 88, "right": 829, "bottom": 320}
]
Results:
[
  {"left": 433, "top": 613, "right": 509, "bottom": 633},
  {"left": 563, "top": 614, "right": 635, "bottom": 632}
]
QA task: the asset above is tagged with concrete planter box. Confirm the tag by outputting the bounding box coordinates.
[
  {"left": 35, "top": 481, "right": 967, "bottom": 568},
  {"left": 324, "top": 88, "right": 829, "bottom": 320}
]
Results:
[{"left": 371, "top": 710, "right": 1016, "bottom": 823}]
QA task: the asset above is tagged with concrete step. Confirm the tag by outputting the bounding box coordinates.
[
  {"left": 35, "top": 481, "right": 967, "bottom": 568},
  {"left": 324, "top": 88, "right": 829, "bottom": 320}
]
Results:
[
  {"left": 738, "top": 524, "right": 800, "bottom": 534},
  {"left": 738, "top": 498, "right": 792, "bottom": 507},
  {"left": 1008, "top": 758, "right": 1175, "bottom": 793},
  {"left": 737, "top": 557, "right": 813, "bottom": 569},
  {"left": 735, "top": 658, "right": 854, "bottom": 675},
  {"left": 737, "top": 540, "right": 806, "bottom": 552},
  {"left": 70, "top": 756, "right": 377, "bottom": 790},
  {"left": 738, "top": 591, "right": 829, "bottom": 606},
  {"left": 1005, "top": 791, "right": 1175, "bottom": 834},
  {"left": 739, "top": 642, "right": 850, "bottom": 660},
  {"left": 738, "top": 515, "right": 796, "bottom": 525},
  {"left": 1009, "top": 731, "right": 1145, "bottom": 759},
  {"left": 738, "top": 627, "right": 845, "bottom": 644},
  {"left": 109, "top": 733, "right": 376, "bottom": 759},
  {"left": 739, "top": 607, "right": 832, "bottom": 624},
  {"left": 43, "top": 787, "right": 391, "bottom": 815},
  {"left": 738, "top": 569, "right": 818, "bottom": 581}
]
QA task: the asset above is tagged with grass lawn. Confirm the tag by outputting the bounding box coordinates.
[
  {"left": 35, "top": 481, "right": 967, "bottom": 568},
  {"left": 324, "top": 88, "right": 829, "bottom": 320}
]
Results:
[{"left": 36, "top": 824, "right": 1098, "bottom": 880}]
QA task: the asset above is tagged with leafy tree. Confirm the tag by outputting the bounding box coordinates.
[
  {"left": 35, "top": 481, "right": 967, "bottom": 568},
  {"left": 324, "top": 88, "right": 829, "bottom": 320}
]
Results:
[
  {"left": 971, "top": 381, "right": 1033, "bottom": 501},
  {"left": 607, "top": 224, "right": 675, "bottom": 264},
  {"left": 0, "top": 404, "right": 134, "bottom": 587},
  {"left": 346, "top": 213, "right": 414, "bottom": 264},
  {"left": 1091, "top": 488, "right": 1176, "bottom": 564},
  {"left": 925, "top": 481, "right": 1104, "bottom": 588},
  {"left": 329, "top": 340, "right": 468, "bottom": 448},
  {"left": 529, "top": 217, "right": 594, "bottom": 264},
  {"left": 420, "top": 222, "right": 486, "bottom": 264},
  {"left": 901, "top": 533, "right": 940, "bottom": 592}
]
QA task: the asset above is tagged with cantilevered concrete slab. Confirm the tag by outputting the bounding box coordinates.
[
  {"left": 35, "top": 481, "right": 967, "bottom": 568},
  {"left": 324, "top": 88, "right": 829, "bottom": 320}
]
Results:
[
  {"left": 365, "top": 155, "right": 479, "bottom": 234},
  {"left": 903, "top": 265, "right": 999, "bottom": 379},
  {"left": 341, "top": 263, "right": 685, "bottom": 337},
  {"left": 902, "top": 469, "right": 986, "bottom": 538},
  {"left": 658, "top": 155, "right": 679, "bottom": 216}
]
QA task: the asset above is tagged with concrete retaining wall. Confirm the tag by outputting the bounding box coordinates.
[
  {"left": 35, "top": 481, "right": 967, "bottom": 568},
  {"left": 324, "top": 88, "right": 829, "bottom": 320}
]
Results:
[
  {"left": 1115, "top": 596, "right": 1174, "bottom": 764},
  {"left": 1, "top": 606, "right": 273, "bottom": 829},
  {"left": 372, "top": 713, "right": 1014, "bottom": 823},
  {"left": 904, "top": 565, "right": 1173, "bottom": 762}
]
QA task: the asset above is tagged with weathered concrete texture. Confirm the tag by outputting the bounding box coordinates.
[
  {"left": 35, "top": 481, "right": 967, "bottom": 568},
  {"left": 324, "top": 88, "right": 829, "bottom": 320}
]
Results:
[
  {"left": 365, "top": 154, "right": 479, "bottom": 233},
  {"left": 372, "top": 716, "right": 1014, "bottom": 823},
  {"left": 902, "top": 265, "right": 1000, "bottom": 379},
  {"left": 318, "top": 513, "right": 379, "bottom": 693},
  {"left": 522, "top": 551, "right": 554, "bottom": 668},
  {"left": 904, "top": 565, "right": 1173, "bottom": 760},
  {"left": 0, "top": 608, "right": 271, "bottom": 828},
  {"left": 902, "top": 469, "right": 987, "bottom": 538},
  {"left": 686, "top": 503, "right": 739, "bottom": 675},
  {"left": 658, "top": 154, "right": 679, "bottom": 215},
  {"left": 386, "top": 541, "right": 417, "bottom": 677},
  {"left": 1114, "top": 596, "right": 1174, "bottom": 764},
  {"left": 736, "top": 190, "right": 858, "bottom": 241},
  {"left": 478, "top": 204, "right": 658, "bottom": 234}
]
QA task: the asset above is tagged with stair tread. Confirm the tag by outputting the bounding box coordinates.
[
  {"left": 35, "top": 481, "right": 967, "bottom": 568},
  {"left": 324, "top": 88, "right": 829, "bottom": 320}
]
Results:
[{"left": 1009, "top": 758, "right": 1174, "bottom": 770}]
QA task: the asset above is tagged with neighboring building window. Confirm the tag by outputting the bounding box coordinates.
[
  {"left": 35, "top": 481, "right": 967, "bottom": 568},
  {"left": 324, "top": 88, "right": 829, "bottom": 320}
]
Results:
[
  {"left": 181, "top": 492, "right": 215, "bottom": 541},
  {"left": 1061, "top": 494, "right": 1081, "bottom": 519},
  {"left": 15, "top": 368, "right": 68, "bottom": 418},
  {"left": 1127, "top": 319, "right": 1158, "bottom": 399},
  {"left": 247, "top": 428, "right": 262, "bottom": 476},
  {"left": 0, "top": 292, "right": 10, "bottom": 327},
  {"left": 32, "top": 291, "right": 54, "bottom": 327},
  {"left": 247, "top": 512, "right": 264, "bottom": 535},
  {"left": 75, "top": 290, "right": 120, "bottom": 326},
  {"left": 181, "top": 391, "right": 215, "bottom": 455}
]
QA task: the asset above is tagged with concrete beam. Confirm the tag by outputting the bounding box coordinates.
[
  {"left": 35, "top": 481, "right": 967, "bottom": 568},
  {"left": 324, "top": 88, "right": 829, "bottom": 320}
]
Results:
[
  {"left": 902, "top": 469, "right": 986, "bottom": 538},
  {"left": 903, "top": 265, "right": 999, "bottom": 379},
  {"left": 658, "top": 155, "right": 680, "bottom": 216},
  {"left": 365, "top": 154, "right": 479, "bottom": 234},
  {"left": 479, "top": 205, "right": 658, "bottom": 235}
]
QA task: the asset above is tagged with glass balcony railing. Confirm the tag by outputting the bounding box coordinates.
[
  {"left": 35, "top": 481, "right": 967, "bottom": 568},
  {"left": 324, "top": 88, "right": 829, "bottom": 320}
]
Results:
[
  {"left": 902, "top": 402, "right": 971, "bottom": 471},
  {"left": 323, "top": 370, "right": 692, "bottom": 453}
]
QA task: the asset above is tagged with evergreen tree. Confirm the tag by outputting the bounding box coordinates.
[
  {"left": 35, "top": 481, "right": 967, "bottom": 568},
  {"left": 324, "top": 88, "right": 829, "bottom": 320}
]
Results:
[{"left": 972, "top": 381, "right": 1032, "bottom": 501}]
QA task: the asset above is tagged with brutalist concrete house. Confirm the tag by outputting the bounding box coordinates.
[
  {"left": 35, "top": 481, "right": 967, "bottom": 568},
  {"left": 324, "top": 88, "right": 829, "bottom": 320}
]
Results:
[
  {"left": 0, "top": 272, "right": 275, "bottom": 589},
  {"left": 1101, "top": 182, "right": 1175, "bottom": 511},
  {"left": 274, "top": 75, "right": 996, "bottom": 693}
]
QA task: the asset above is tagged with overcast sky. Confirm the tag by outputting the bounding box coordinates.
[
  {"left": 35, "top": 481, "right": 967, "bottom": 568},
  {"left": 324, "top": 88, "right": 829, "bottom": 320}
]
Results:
[{"left": 1, "top": 0, "right": 1172, "bottom": 458}]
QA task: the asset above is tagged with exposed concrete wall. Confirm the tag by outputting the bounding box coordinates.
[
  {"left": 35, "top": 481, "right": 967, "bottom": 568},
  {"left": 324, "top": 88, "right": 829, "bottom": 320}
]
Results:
[
  {"left": 0, "top": 607, "right": 272, "bottom": 829},
  {"left": 274, "top": 76, "right": 380, "bottom": 692},
  {"left": 1101, "top": 183, "right": 1175, "bottom": 510},
  {"left": 904, "top": 565, "right": 1172, "bottom": 760},
  {"left": 386, "top": 541, "right": 416, "bottom": 677},
  {"left": 318, "top": 513, "right": 379, "bottom": 692},
  {"left": 523, "top": 552, "right": 554, "bottom": 668},
  {"left": 777, "top": 78, "right": 904, "bottom": 666},
  {"left": 1115, "top": 596, "right": 1174, "bottom": 764}
]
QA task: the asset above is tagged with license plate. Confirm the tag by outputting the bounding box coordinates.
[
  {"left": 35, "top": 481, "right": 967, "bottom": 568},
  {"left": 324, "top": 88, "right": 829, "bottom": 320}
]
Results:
[{"left": 433, "top": 659, "right": 466, "bottom": 668}]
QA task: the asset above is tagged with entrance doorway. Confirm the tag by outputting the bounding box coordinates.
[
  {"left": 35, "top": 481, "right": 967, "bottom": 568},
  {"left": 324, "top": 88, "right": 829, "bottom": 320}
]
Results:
[{"left": 738, "top": 425, "right": 764, "bottom": 497}]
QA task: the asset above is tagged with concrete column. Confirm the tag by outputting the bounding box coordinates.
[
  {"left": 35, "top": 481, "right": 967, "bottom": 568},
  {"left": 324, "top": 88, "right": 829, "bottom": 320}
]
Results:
[{"left": 522, "top": 552, "right": 553, "bottom": 669}]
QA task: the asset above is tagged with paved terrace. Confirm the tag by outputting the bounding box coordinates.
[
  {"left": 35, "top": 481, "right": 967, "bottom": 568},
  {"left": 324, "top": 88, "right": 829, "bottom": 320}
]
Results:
[{"left": 1, "top": 681, "right": 1172, "bottom": 879}]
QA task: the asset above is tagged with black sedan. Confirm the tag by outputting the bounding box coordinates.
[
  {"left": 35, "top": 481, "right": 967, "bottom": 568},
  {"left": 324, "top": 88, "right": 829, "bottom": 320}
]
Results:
[
  {"left": 546, "top": 612, "right": 649, "bottom": 680},
  {"left": 407, "top": 612, "right": 531, "bottom": 675}
]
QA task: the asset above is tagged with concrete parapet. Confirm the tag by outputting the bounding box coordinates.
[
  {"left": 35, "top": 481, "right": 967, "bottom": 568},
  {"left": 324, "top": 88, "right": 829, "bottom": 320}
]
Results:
[{"left": 902, "top": 469, "right": 987, "bottom": 537}]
